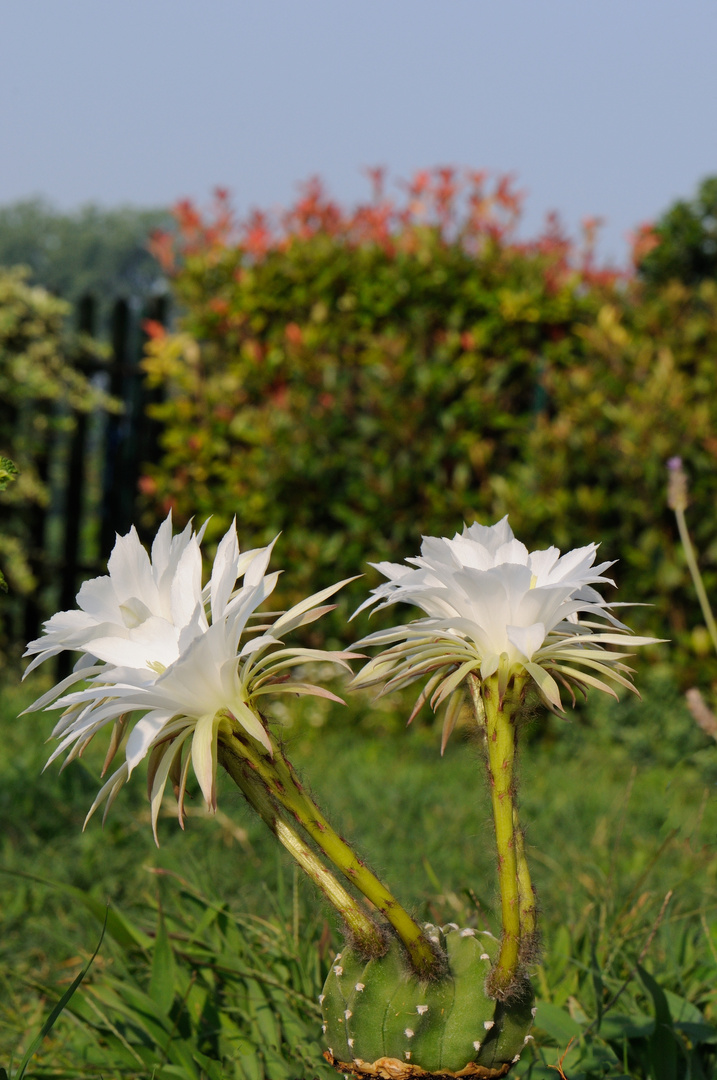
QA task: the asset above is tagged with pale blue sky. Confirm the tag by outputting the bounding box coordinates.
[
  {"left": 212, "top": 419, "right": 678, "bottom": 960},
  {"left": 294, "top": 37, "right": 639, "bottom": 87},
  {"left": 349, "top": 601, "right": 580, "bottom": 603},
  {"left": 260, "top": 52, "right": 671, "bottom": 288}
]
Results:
[{"left": 2, "top": 0, "right": 716, "bottom": 264}]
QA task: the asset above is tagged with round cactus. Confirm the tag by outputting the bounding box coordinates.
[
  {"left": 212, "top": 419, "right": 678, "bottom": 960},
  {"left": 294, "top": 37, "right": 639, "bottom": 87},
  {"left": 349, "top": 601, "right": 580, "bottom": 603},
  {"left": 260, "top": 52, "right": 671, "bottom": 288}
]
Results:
[{"left": 321, "top": 925, "right": 534, "bottom": 1078}]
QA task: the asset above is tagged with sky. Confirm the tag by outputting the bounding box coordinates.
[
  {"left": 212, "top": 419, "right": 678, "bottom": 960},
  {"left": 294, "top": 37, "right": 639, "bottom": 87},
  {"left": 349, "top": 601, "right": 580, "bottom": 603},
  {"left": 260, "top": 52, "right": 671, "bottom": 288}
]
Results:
[{"left": 2, "top": 1, "right": 716, "bottom": 266}]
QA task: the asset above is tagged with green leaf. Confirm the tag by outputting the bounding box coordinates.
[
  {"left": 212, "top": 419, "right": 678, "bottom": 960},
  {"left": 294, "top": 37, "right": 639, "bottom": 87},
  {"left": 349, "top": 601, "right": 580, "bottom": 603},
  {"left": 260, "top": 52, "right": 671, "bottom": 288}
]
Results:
[
  {"left": 664, "top": 989, "right": 717, "bottom": 1045},
  {"left": 532, "top": 1000, "right": 583, "bottom": 1045},
  {"left": 0, "top": 456, "right": 18, "bottom": 492},
  {"left": 637, "top": 964, "right": 679, "bottom": 1080},
  {"left": 233, "top": 1036, "right": 265, "bottom": 1080},
  {"left": 190, "top": 1049, "right": 225, "bottom": 1080},
  {"left": 149, "top": 907, "right": 177, "bottom": 1014},
  {"left": 599, "top": 1011, "right": 654, "bottom": 1041},
  {"left": 590, "top": 943, "right": 604, "bottom": 1030}
]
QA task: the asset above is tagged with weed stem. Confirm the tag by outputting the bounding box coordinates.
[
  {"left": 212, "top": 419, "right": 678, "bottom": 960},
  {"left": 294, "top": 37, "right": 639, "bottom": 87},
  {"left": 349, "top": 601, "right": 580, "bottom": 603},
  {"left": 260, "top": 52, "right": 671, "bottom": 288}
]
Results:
[{"left": 674, "top": 505, "right": 717, "bottom": 656}]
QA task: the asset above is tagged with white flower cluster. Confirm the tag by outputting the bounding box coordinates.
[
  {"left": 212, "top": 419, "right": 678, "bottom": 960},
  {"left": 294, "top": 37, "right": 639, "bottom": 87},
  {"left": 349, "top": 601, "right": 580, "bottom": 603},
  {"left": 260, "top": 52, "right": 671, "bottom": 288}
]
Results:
[
  {"left": 24, "top": 515, "right": 353, "bottom": 841},
  {"left": 24, "top": 513, "right": 658, "bottom": 831},
  {"left": 351, "top": 516, "right": 657, "bottom": 744}
]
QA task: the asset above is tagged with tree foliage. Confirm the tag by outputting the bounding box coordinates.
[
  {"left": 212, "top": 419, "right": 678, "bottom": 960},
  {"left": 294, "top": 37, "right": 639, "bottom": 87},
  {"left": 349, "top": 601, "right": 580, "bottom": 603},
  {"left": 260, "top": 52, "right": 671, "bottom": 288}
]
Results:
[
  {"left": 0, "top": 267, "right": 114, "bottom": 603},
  {"left": 140, "top": 176, "right": 624, "bottom": 626},
  {"left": 0, "top": 456, "right": 18, "bottom": 594},
  {"left": 638, "top": 176, "right": 717, "bottom": 287},
  {"left": 0, "top": 198, "right": 170, "bottom": 309},
  {"left": 135, "top": 172, "right": 717, "bottom": 682}
]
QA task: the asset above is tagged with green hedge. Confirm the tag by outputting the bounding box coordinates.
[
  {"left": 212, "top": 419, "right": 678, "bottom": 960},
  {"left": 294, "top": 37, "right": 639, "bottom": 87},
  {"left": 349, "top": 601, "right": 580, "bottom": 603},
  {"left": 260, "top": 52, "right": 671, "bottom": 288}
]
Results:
[{"left": 140, "top": 175, "right": 717, "bottom": 684}]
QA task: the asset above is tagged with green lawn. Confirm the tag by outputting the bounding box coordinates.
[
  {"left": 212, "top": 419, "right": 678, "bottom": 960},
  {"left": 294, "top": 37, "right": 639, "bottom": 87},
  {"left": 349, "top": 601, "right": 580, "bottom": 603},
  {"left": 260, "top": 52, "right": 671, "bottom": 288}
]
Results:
[{"left": 2, "top": 660, "right": 717, "bottom": 1078}]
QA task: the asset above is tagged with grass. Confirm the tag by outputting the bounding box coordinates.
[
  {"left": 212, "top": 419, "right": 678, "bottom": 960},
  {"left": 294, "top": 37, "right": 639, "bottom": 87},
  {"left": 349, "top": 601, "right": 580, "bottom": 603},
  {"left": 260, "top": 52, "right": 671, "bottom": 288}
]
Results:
[{"left": 2, "top": 658, "right": 717, "bottom": 1077}]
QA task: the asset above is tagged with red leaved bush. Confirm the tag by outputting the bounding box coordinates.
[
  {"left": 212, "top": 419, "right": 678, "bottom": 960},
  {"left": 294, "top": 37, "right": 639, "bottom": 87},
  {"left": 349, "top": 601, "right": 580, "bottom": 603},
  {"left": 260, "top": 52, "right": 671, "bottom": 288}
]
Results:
[
  {"left": 150, "top": 168, "right": 625, "bottom": 290},
  {"left": 140, "top": 169, "right": 717, "bottom": 685}
]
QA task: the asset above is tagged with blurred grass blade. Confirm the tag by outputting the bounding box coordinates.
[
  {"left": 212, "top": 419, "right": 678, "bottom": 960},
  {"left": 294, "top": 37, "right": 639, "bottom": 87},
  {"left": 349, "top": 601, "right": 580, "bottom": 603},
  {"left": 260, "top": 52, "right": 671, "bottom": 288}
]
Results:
[
  {"left": 0, "top": 867, "right": 152, "bottom": 949},
  {"left": 149, "top": 907, "right": 177, "bottom": 1013},
  {"left": 637, "top": 964, "right": 678, "bottom": 1080},
  {"left": 590, "top": 944, "right": 604, "bottom": 1031},
  {"left": 10, "top": 908, "right": 107, "bottom": 1080}
]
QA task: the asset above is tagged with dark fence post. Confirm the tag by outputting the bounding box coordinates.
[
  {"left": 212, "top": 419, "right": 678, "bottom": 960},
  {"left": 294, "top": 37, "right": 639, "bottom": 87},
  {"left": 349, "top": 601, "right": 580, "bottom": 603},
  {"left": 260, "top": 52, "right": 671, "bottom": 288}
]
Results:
[
  {"left": 99, "top": 298, "right": 132, "bottom": 558},
  {"left": 136, "top": 294, "right": 168, "bottom": 541},
  {"left": 99, "top": 293, "right": 169, "bottom": 557},
  {"left": 21, "top": 420, "right": 50, "bottom": 647},
  {"left": 58, "top": 295, "right": 95, "bottom": 617},
  {"left": 12, "top": 290, "right": 168, "bottom": 664}
]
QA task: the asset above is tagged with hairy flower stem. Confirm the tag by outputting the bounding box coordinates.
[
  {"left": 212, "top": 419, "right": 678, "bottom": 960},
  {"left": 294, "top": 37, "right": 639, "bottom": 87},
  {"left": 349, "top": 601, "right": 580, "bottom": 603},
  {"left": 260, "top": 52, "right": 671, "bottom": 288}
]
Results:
[
  {"left": 217, "top": 737, "right": 385, "bottom": 957},
  {"left": 513, "top": 807, "right": 537, "bottom": 946},
  {"left": 468, "top": 672, "right": 528, "bottom": 999},
  {"left": 221, "top": 727, "right": 443, "bottom": 981}
]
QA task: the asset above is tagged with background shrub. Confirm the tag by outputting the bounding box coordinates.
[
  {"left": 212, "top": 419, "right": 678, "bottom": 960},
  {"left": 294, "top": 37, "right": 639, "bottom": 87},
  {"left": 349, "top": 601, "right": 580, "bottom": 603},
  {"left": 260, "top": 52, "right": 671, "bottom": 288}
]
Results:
[
  {"left": 125, "top": 173, "right": 717, "bottom": 686},
  {"left": 140, "top": 176, "right": 620, "bottom": 633},
  {"left": 0, "top": 268, "right": 114, "bottom": 656}
]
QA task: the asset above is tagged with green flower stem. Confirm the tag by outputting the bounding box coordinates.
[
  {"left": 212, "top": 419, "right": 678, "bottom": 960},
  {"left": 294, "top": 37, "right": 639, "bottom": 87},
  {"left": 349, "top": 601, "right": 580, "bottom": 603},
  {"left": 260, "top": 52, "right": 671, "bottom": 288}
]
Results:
[
  {"left": 217, "top": 737, "right": 385, "bottom": 957},
  {"left": 513, "top": 807, "right": 536, "bottom": 946},
  {"left": 674, "top": 505, "right": 717, "bottom": 657},
  {"left": 221, "top": 726, "right": 443, "bottom": 981},
  {"left": 469, "top": 672, "right": 527, "bottom": 999}
]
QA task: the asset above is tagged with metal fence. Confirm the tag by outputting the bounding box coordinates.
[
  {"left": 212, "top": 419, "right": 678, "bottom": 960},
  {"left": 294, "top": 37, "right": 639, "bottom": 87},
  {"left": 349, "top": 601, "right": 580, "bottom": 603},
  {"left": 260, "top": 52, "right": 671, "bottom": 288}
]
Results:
[{"left": 17, "top": 293, "right": 168, "bottom": 652}]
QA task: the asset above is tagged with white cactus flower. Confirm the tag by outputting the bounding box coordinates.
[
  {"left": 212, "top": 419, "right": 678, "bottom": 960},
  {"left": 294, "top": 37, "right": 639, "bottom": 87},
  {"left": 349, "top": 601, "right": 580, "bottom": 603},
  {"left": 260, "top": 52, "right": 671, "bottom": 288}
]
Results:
[
  {"left": 24, "top": 514, "right": 356, "bottom": 841},
  {"left": 352, "top": 516, "right": 659, "bottom": 748}
]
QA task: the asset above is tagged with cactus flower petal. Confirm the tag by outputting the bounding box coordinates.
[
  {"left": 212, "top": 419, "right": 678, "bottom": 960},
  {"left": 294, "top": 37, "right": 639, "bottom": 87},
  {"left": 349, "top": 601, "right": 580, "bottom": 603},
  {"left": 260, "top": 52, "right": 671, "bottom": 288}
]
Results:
[
  {"left": 23, "top": 515, "right": 355, "bottom": 839},
  {"left": 352, "top": 516, "right": 662, "bottom": 737}
]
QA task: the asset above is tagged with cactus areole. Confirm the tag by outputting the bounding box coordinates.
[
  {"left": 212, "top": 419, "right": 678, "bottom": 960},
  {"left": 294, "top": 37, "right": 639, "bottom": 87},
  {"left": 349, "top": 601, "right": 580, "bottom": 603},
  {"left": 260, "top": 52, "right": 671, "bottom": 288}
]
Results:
[{"left": 320, "top": 926, "right": 535, "bottom": 1078}]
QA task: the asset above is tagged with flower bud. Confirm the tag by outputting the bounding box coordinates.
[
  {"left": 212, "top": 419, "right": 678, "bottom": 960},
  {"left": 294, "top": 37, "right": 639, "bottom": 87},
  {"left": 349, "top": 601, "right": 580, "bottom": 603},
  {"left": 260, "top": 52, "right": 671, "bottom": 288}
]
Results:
[{"left": 667, "top": 456, "right": 688, "bottom": 513}]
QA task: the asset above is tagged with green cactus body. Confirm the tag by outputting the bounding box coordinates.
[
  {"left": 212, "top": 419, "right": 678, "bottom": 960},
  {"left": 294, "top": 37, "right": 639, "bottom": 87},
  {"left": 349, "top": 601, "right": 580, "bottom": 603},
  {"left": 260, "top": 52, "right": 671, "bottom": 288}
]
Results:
[
  {"left": 474, "top": 992, "right": 536, "bottom": 1073},
  {"left": 321, "top": 926, "right": 534, "bottom": 1078},
  {"left": 440, "top": 928, "right": 498, "bottom": 1071},
  {"left": 321, "top": 947, "right": 370, "bottom": 1063},
  {"left": 345, "top": 938, "right": 408, "bottom": 1063}
]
